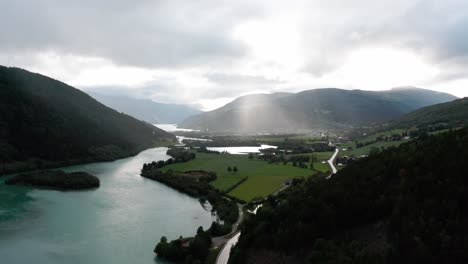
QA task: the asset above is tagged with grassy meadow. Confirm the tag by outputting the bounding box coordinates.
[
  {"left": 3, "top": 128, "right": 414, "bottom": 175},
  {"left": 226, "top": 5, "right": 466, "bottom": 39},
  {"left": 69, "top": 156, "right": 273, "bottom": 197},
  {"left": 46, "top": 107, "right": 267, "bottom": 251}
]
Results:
[
  {"left": 340, "top": 141, "right": 404, "bottom": 157},
  {"left": 161, "top": 152, "right": 331, "bottom": 201}
]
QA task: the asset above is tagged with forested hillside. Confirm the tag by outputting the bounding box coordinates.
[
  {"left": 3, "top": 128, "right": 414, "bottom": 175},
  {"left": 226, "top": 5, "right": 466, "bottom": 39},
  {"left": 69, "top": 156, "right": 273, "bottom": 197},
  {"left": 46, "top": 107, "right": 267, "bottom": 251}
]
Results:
[
  {"left": 230, "top": 128, "right": 468, "bottom": 264},
  {"left": 0, "top": 66, "right": 175, "bottom": 174},
  {"left": 391, "top": 97, "right": 468, "bottom": 129}
]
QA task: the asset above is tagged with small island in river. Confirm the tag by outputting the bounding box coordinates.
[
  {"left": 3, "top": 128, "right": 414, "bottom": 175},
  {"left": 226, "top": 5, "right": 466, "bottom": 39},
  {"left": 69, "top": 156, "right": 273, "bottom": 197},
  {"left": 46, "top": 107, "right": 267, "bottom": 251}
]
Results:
[{"left": 5, "top": 170, "right": 100, "bottom": 190}]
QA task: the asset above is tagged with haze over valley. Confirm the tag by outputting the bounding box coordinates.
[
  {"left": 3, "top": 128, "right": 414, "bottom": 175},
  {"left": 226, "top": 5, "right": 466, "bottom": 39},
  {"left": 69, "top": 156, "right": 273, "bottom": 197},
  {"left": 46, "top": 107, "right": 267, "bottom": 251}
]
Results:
[{"left": 179, "top": 87, "right": 456, "bottom": 133}]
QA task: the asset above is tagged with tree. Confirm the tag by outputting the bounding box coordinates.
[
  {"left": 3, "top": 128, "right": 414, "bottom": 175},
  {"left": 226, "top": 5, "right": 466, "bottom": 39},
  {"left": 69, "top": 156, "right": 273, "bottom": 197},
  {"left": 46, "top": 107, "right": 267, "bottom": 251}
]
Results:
[
  {"left": 280, "top": 155, "right": 286, "bottom": 162},
  {"left": 310, "top": 154, "right": 318, "bottom": 162},
  {"left": 248, "top": 153, "right": 254, "bottom": 159},
  {"left": 227, "top": 166, "right": 232, "bottom": 172},
  {"left": 233, "top": 166, "right": 238, "bottom": 173},
  {"left": 154, "top": 236, "right": 168, "bottom": 256},
  {"left": 369, "top": 147, "right": 380, "bottom": 156},
  {"left": 310, "top": 162, "right": 314, "bottom": 170}
]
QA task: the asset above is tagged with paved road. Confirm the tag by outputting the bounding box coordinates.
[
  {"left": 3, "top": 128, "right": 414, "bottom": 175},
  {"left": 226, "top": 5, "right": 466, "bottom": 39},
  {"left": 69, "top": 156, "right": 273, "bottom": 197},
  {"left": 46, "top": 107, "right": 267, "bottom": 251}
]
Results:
[
  {"left": 216, "top": 149, "right": 339, "bottom": 264},
  {"left": 216, "top": 205, "right": 261, "bottom": 264},
  {"left": 326, "top": 148, "right": 339, "bottom": 179},
  {"left": 212, "top": 204, "right": 243, "bottom": 248},
  {"left": 216, "top": 232, "right": 240, "bottom": 264}
]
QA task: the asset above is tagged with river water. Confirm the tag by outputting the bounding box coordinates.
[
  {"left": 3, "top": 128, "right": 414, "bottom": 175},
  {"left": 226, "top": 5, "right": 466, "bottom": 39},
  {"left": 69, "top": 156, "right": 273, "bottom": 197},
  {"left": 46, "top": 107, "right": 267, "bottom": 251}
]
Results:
[{"left": 0, "top": 147, "right": 214, "bottom": 264}]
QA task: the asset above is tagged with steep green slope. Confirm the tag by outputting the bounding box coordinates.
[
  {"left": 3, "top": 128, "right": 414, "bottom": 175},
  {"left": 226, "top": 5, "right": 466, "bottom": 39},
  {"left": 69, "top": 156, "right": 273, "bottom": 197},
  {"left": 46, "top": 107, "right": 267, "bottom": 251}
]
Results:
[
  {"left": 392, "top": 97, "right": 468, "bottom": 128},
  {"left": 180, "top": 88, "right": 456, "bottom": 133},
  {"left": 89, "top": 92, "right": 202, "bottom": 124},
  {"left": 230, "top": 128, "right": 468, "bottom": 263},
  {"left": 0, "top": 66, "right": 175, "bottom": 174}
]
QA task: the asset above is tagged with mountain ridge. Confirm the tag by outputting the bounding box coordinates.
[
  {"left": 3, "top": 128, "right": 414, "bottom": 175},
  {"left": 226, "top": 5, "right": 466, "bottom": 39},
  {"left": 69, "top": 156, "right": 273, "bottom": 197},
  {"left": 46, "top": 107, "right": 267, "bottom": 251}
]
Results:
[
  {"left": 179, "top": 88, "right": 457, "bottom": 133},
  {"left": 89, "top": 92, "right": 202, "bottom": 124}
]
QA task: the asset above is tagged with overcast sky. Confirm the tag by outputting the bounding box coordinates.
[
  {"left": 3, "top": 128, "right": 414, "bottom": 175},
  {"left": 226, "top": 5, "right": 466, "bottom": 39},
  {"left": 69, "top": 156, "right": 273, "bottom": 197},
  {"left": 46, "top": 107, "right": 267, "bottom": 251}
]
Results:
[{"left": 1, "top": 0, "right": 468, "bottom": 110}]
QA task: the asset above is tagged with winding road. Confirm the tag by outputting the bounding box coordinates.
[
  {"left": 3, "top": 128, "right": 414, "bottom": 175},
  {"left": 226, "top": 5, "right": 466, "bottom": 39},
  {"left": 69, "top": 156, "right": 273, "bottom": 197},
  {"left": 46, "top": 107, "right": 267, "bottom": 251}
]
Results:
[
  {"left": 326, "top": 148, "right": 339, "bottom": 179},
  {"left": 216, "top": 232, "right": 241, "bottom": 264},
  {"left": 216, "top": 149, "right": 339, "bottom": 263},
  {"left": 216, "top": 205, "right": 261, "bottom": 264},
  {"left": 212, "top": 204, "right": 244, "bottom": 248}
]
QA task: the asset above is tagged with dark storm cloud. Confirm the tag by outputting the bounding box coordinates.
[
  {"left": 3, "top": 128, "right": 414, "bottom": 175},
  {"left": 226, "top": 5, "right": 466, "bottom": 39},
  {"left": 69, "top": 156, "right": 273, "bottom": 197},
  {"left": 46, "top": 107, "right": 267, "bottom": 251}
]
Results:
[{"left": 0, "top": 0, "right": 258, "bottom": 68}]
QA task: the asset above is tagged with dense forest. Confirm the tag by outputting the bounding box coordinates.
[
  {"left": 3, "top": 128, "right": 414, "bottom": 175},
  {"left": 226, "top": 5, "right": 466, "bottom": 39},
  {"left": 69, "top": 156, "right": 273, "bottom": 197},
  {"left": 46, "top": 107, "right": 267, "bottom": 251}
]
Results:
[
  {"left": 230, "top": 128, "right": 468, "bottom": 264},
  {"left": 5, "top": 170, "right": 100, "bottom": 190},
  {"left": 0, "top": 66, "right": 176, "bottom": 174}
]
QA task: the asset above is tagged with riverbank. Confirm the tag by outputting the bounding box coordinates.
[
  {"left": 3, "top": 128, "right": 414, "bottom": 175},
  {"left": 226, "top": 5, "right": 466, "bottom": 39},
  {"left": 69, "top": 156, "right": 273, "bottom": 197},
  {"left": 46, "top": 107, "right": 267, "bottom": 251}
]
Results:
[
  {"left": 141, "top": 169, "right": 239, "bottom": 224},
  {"left": 5, "top": 170, "right": 100, "bottom": 190},
  {"left": 141, "top": 149, "right": 242, "bottom": 264},
  {"left": 0, "top": 139, "right": 175, "bottom": 176}
]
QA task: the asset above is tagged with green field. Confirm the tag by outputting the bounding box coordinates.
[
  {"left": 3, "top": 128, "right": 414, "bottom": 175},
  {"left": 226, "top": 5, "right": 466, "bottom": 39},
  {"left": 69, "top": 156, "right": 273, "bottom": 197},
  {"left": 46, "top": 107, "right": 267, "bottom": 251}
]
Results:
[
  {"left": 253, "top": 135, "right": 323, "bottom": 144},
  {"left": 253, "top": 137, "right": 286, "bottom": 143},
  {"left": 312, "top": 151, "right": 334, "bottom": 161},
  {"left": 285, "top": 152, "right": 332, "bottom": 173},
  {"left": 228, "top": 175, "right": 289, "bottom": 201},
  {"left": 340, "top": 140, "right": 404, "bottom": 157},
  {"left": 429, "top": 128, "right": 452, "bottom": 135},
  {"left": 287, "top": 151, "right": 333, "bottom": 160},
  {"left": 359, "top": 128, "right": 406, "bottom": 144},
  {"left": 312, "top": 161, "right": 331, "bottom": 173},
  {"left": 161, "top": 152, "right": 322, "bottom": 201},
  {"left": 338, "top": 128, "right": 410, "bottom": 157}
]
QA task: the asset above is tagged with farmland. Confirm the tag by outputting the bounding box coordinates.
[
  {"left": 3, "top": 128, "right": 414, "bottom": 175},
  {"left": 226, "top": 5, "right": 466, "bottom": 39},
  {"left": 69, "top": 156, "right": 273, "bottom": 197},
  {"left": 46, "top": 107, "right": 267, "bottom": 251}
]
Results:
[{"left": 161, "top": 152, "right": 331, "bottom": 201}]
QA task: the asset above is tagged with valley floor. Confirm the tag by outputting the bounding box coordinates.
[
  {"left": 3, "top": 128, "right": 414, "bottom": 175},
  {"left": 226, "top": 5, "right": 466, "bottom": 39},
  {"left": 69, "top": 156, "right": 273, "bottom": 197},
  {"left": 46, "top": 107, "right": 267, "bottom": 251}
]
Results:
[{"left": 161, "top": 152, "right": 333, "bottom": 201}]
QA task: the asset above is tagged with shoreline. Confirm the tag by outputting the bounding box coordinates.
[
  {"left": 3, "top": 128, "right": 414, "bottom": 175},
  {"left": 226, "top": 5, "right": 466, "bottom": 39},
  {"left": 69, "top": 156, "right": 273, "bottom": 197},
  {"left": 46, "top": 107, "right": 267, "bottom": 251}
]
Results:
[{"left": 0, "top": 142, "right": 174, "bottom": 177}]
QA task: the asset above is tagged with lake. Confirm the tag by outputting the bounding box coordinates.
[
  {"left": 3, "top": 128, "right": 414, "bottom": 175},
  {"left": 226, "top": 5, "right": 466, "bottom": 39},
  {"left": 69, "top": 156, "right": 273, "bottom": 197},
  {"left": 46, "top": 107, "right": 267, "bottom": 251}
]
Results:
[
  {"left": 207, "top": 145, "right": 277, "bottom": 155},
  {"left": 153, "top": 124, "right": 195, "bottom": 132},
  {"left": 154, "top": 124, "right": 277, "bottom": 154},
  {"left": 0, "top": 147, "right": 214, "bottom": 264}
]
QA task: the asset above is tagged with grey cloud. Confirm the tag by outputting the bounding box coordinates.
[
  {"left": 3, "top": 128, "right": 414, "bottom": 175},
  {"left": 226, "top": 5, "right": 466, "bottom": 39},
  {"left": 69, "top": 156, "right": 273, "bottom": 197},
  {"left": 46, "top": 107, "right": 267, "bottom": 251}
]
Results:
[
  {"left": 3, "top": 0, "right": 468, "bottom": 105},
  {"left": 367, "top": 0, "right": 468, "bottom": 62},
  {"left": 204, "top": 73, "right": 283, "bottom": 98},
  {"left": 301, "top": 0, "right": 468, "bottom": 77},
  {"left": 82, "top": 72, "right": 283, "bottom": 105},
  {"left": 0, "top": 0, "right": 259, "bottom": 68},
  {"left": 206, "top": 73, "right": 281, "bottom": 86}
]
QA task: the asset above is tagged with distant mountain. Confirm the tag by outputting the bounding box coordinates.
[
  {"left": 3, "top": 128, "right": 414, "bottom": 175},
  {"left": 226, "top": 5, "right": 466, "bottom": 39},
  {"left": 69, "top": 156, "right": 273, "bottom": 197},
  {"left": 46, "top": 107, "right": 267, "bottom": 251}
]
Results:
[
  {"left": 391, "top": 97, "right": 468, "bottom": 128},
  {"left": 0, "top": 66, "right": 175, "bottom": 174},
  {"left": 179, "top": 88, "right": 457, "bottom": 133},
  {"left": 89, "top": 93, "right": 202, "bottom": 124}
]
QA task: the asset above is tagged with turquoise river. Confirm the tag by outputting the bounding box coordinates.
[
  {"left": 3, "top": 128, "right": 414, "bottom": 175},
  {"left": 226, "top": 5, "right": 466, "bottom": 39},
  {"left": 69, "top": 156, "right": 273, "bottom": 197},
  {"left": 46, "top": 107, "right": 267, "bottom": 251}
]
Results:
[{"left": 0, "top": 147, "right": 214, "bottom": 263}]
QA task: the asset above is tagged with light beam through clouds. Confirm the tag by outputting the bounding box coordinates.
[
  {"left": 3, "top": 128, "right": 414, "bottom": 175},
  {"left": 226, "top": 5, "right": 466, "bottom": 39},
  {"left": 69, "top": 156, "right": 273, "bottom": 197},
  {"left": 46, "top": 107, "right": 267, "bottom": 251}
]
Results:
[{"left": 1, "top": 0, "right": 467, "bottom": 110}]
